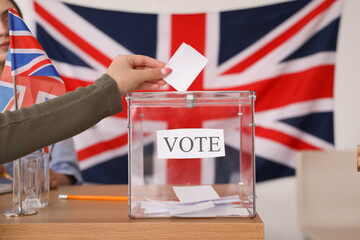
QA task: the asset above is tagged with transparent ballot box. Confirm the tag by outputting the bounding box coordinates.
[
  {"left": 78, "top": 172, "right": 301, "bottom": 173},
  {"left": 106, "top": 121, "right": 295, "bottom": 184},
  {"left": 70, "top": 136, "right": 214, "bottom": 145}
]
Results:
[{"left": 126, "top": 91, "right": 256, "bottom": 218}]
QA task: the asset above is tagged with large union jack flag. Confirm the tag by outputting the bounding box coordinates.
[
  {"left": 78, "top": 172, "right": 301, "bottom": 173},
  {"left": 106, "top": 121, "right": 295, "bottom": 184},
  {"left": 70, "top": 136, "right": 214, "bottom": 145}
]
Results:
[
  {"left": 30, "top": 0, "right": 342, "bottom": 183},
  {"left": 0, "top": 8, "right": 65, "bottom": 113}
]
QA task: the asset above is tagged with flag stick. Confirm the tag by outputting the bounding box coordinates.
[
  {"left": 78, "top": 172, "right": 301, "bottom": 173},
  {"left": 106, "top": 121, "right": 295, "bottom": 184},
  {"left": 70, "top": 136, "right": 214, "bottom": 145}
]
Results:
[{"left": 12, "top": 75, "right": 23, "bottom": 213}]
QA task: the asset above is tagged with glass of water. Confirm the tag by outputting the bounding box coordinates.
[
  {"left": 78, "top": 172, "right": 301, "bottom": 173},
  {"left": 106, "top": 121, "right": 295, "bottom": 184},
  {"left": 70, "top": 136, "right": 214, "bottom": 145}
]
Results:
[{"left": 13, "top": 151, "right": 50, "bottom": 211}]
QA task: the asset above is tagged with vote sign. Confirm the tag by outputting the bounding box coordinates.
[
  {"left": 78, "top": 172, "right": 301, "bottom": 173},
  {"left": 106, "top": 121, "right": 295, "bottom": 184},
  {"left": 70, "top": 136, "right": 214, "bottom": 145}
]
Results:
[{"left": 157, "top": 129, "right": 225, "bottom": 159}]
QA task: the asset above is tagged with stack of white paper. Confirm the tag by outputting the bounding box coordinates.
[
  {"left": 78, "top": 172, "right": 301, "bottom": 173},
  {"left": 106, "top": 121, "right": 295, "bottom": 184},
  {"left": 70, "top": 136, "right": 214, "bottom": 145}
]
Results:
[{"left": 137, "top": 185, "right": 249, "bottom": 217}]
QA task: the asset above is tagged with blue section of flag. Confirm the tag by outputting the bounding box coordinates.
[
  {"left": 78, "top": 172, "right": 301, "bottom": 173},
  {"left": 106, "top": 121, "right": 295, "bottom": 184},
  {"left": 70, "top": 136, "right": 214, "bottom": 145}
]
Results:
[
  {"left": 283, "top": 18, "right": 341, "bottom": 62},
  {"left": 0, "top": 85, "right": 13, "bottom": 112},
  {"left": 31, "top": 65, "right": 61, "bottom": 78},
  {"left": 36, "top": 25, "right": 90, "bottom": 68},
  {"left": 8, "top": 13, "right": 30, "bottom": 32},
  {"left": 219, "top": 0, "right": 311, "bottom": 65},
  {"left": 256, "top": 156, "right": 295, "bottom": 182},
  {"left": 66, "top": 3, "right": 158, "bottom": 58},
  {"left": 280, "top": 112, "right": 334, "bottom": 144},
  {"left": 12, "top": 53, "right": 43, "bottom": 67}
]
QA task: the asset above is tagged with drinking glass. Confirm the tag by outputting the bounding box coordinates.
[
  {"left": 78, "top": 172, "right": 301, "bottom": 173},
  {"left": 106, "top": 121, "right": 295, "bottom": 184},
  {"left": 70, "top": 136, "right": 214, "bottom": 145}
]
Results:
[{"left": 13, "top": 151, "right": 50, "bottom": 211}]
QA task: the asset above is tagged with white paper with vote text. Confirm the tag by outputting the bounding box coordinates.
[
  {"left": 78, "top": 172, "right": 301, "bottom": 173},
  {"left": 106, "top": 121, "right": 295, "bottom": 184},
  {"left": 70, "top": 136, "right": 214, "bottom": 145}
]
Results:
[{"left": 156, "top": 128, "right": 225, "bottom": 159}]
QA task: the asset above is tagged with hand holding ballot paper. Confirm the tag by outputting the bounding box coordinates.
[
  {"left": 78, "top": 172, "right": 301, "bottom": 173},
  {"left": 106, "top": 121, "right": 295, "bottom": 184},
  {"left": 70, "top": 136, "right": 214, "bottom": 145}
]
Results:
[
  {"left": 0, "top": 54, "right": 172, "bottom": 164},
  {"left": 1, "top": 40, "right": 205, "bottom": 163}
]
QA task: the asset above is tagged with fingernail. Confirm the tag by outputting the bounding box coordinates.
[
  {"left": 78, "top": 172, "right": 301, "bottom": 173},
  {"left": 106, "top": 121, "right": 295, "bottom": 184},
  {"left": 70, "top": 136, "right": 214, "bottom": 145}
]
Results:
[{"left": 161, "top": 67, "right": 172, "bottom": 75}]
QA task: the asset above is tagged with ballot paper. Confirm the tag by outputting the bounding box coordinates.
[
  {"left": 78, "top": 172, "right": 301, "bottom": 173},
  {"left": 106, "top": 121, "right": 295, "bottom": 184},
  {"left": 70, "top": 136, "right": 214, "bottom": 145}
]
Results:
[
  {"left": 139, "top": 196, "right": 246, "bottom": 217},
  {"left": 164, "top": 42, "right": 208, "bottom": 91},
  {"left": 136, "top": 185, "right": 250, "bottom": 217},
  {"left": 170, "top": 201, "right": 215, "bottom": 215},
  {"left": 172, "top": 204, "right": 250, "bottom": 218},
  {"left": 173, "top": 185, "right": 220, "bottom": 203}
]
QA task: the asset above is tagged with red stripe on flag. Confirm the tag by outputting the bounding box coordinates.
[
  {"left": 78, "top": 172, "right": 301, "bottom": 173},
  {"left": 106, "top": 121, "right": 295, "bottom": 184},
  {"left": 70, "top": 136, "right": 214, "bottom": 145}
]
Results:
[
  {"left": 34, "top": 2, "right": 112, "bottom": 68},
  {"left": 216, "top": 65, "right": 334, "bottom": 112},
  {"left": 256, "top": 126, "right": 320, "bottom": 150},
  {"left": 77, "top": 133, "right": 128, "bottom": 162},
  {"left": 18, "top": 59, "right": 52, "bottom": 76},
  {"left": 171, "top": 14, "right": 206, "bottom": 91},
  {"left": 43, "top": 146, "right": 49, "bottom": 154},
  {"left": 60, "top": 75, "right": 91, "bottom": 92},
  {"left": 252, "top": 65, "right": 334, "bottom": 112},
  {"left": 9, "top": 8, "right": 21, "bottom": 17},
  {"left": 0, "top": 65, "right": 12, "bottom": 84},
  {"left": 222, "top": 0, "right": 336, "bottom": 75},
  {"left": 13, "top": 75, "right": 65, "bottom": 108},
  {"left": 11, "top": 36, "right": 43, "bottom": 49},
  {"left": 166, "top": 14, "right": 206, "bottom": 184}
]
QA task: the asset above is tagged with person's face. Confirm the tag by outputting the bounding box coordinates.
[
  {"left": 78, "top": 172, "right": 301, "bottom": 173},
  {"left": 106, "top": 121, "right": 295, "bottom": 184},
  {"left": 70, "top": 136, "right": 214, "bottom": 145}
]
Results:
[{"left": 0, "top": 0, "right": 16, "bottom": 63}]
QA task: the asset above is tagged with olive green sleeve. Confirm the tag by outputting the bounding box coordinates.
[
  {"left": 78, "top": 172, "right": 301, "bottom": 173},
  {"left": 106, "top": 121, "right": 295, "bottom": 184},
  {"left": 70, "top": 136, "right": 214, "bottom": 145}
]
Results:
[{"left": 0, "top": 74, "right": 123, "bottom": 164}]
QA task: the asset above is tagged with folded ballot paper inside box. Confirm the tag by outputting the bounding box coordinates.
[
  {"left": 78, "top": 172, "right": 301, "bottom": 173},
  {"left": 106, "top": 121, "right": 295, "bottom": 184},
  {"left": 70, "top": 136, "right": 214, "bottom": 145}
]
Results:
[{"left": 126, "top": 91, "right": 256, "bottom": 218}]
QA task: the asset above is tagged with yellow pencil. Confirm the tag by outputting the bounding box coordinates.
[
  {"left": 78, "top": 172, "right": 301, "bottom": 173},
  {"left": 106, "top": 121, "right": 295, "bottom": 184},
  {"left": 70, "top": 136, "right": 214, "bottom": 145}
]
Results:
[
  {"left": 0, "top": 171, "right": 13, "bottom": 181},
  {"left": 58, "top": 194, "right": 128, "bottom": 201}
]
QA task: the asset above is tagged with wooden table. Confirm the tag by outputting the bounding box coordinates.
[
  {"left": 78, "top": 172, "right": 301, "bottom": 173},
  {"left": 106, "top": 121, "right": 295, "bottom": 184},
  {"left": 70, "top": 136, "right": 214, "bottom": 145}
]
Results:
[{"left": 0, "top": 185, "right": 264, "bottom": 240}]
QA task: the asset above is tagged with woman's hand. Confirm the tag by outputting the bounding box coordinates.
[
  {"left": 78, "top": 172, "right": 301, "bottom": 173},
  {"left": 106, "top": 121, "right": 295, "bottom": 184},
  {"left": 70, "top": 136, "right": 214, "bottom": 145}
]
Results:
[{"left": 106, "top": 55, "right": 172, "bottom": 95}]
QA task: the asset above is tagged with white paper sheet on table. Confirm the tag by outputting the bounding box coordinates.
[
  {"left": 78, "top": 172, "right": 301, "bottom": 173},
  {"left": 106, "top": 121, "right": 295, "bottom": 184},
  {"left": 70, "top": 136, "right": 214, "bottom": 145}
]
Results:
[{"left": 164, "top": 42, "right": 208, "bottom": 91}]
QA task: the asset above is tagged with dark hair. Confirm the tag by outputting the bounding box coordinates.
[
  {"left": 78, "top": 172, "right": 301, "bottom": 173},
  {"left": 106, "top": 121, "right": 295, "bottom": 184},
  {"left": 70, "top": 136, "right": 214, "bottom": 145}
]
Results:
[{"left": 9, "top": 0, "right": 22, "bottom": 17}]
